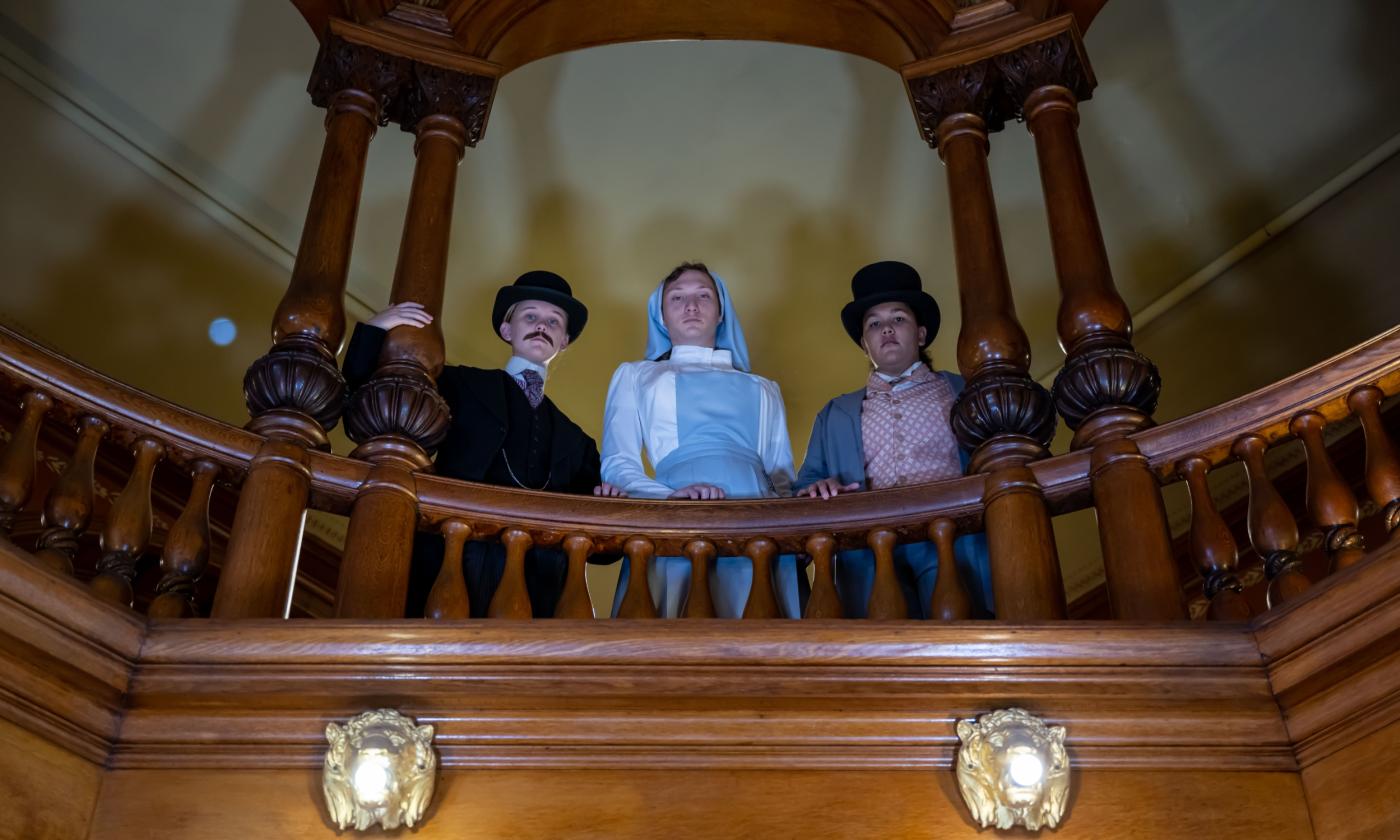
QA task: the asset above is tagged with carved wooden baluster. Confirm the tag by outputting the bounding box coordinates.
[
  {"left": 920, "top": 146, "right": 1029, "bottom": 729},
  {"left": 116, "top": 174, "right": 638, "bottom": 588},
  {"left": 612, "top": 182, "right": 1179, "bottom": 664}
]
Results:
[
  {"left": 91, "top": 438, "right": 165, "bottom": 607},
  {"left": 928, "top": 518, "right": 972, "bottom": 621},
  {"left": 903, "top": 83, "right": 1065, "bottom": 619},
  {"left": 488, "top": 528, "right": 534, "bottom": 619},
  {"left": 1177, "top": 457, "right": 1250, "bottom": 620},
  {"left": 742, "top": 537, "right": 780, "bottom": 619},
  {"left": 149, "top": 460, "right": 219, "bottom": 618},
  {"left": 34, "top": 415, "right": 108, "bottom": 576},
  {"left": 617, "top": 537, "right": 658, "bottom": 619},
  {"left": 425, "top": 520, "right": 472, "bottom": 620},
  {"left": 803, "top": 533, "right": 842, "bottom": 620},
  {"left": 1348, "top": 385, "right": 1400, "bottom": 537},
  {"left": 554, "top": 534, "right": 595, "bottom": 619},
  {"left": 337, "top": 112, "right": 470, "bottom": 618},
  {"left": 1291, "top": 411, "right": 1365, "bottom": 571},
  {"left": 217, "top": 51, "right": 399, "bottom": 619},
  {"left": 1233, "top": 435, "right": 1310, "bottom": 609},
  {"left": 0, "top": 390, "right": 53, "bottom": 535},
  {"left": 866, "top": 529, "right": 909, "bottom": 620},
  {"left": 682, "top": 539, "right": 716, "bottom": 619}
]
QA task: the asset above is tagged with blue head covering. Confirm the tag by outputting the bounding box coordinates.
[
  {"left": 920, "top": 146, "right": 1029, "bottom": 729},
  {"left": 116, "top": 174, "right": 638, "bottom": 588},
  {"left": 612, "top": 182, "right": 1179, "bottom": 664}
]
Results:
[{"left": 644, "top": 270, "right": 751, "bottom": 372}]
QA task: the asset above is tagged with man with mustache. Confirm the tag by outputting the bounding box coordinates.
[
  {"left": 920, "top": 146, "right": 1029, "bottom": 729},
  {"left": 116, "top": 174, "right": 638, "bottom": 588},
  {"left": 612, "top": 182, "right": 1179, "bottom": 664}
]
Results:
[
  {"left": 344, "top": 271, "right": 624, "bottom": 617},
  {"left": 795, "top": 261, "right": 992, "bottom": 618}
]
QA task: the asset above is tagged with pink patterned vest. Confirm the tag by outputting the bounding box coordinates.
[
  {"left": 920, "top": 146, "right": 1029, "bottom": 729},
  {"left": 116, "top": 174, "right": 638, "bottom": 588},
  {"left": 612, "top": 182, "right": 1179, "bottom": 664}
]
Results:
[{"left": 861, "top": 365, "right": 963, "bottom": 489}]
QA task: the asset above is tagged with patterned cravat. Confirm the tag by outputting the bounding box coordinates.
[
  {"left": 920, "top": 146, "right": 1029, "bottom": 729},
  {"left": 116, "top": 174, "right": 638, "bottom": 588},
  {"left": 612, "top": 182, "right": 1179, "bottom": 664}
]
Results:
[
  {"left": 517, "top": 368, "right": 545, "bottom": 409},
  {"left": 866, "top": 364, "right": 936, "bottom": 395}
]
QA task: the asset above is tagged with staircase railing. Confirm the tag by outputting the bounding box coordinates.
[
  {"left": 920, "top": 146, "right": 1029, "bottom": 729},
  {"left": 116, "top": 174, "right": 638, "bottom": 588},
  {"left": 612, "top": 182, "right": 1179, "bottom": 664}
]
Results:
[{"left": 2, "top": 322, "right": 1396, "bottom": 621}]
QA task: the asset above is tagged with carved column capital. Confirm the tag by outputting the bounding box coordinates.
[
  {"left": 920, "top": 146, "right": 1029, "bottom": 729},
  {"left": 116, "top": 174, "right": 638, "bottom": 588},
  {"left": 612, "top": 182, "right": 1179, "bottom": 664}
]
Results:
[
  {"left": 994, "top": 31, "right": 1094, "bottom": 115},
  {"left": 308, "top": 34, "right": 412, "bottom": 122},
  {"left": 906, "top": 25, "right": 1095, "bottom": 148},
  {"left": 397, "top": 63, "right": 495, "bottom": 147}
]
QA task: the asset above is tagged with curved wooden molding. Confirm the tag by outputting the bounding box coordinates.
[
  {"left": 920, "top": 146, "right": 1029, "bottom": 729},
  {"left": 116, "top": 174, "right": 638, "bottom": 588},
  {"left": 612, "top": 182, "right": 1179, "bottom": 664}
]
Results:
[{"left": 289, "top": 0, "right": 1113, "bottom": 74}]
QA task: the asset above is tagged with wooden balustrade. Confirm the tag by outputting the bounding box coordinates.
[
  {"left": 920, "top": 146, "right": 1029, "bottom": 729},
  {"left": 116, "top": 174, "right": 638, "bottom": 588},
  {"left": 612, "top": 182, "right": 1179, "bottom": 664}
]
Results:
[
  {"left": 555, "top": 534, "right": 596, "bottom": 619},
  {"left": 1178, "top": 457, "right": 1250, "bottom": 621},
  {"left": 90, "top": 437, "right": 165, "bottom": 607},
  {"left": 3, "top": 321, "right": 1399, "bottom": 624},
  {"left": 742, "top": 537, "right": 781, "bottom": 619},
  {"left": 0, "top": 389, "right": 51, "bottom": 534},
  {"left": 149, "top": 460, "right": 219, "bottom": 618},
  {"left": 425, "top": 520, "right": 473, "bottom": 619},
  {"left": 1233, "top": 435, "right": 1311, "bottom": 609},
  {"left": 682, "top": 539, "right": 717, "bottom": 619},
  {"left": 617, "top": 537, "right": 658, "bottom": 619},
  {"left": 33, "top": 415, "right": 108, "bottom": 576},
  {"left": 803, "top": 533, "right": 842, "bottom": 619},
  {"left": 928, "top": 518, "right": 971, "bottom": 620},
  {"left": 1348, "top": 385, "right": 1400, "bottom": 537},
  {"left": 1291, "top": 410, "right": 1366, "bottom": 571},
  {"left": 489, "top": 528, "right": 535, "bottom": 619},
  {"left": 866, "top": 529, "right": 908, "bottom": 620}
]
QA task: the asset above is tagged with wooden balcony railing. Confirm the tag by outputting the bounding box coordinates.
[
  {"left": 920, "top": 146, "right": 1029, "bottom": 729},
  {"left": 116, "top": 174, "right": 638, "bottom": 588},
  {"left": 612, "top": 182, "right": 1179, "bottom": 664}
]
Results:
[{"left": 2, "top": 322, "right": 1396, "bottom": 623}]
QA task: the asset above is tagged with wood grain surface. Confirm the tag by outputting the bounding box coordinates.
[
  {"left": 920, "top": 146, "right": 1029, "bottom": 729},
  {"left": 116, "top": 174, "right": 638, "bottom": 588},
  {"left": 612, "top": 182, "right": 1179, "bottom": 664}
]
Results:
[{"left": 88, "top": 766, "right": 1312, "bottom": 840}]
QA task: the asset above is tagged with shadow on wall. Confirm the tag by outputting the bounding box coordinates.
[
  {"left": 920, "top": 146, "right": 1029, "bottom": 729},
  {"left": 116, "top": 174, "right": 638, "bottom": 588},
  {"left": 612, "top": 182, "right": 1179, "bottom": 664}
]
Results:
[{"left": 1081, "top": 0, "right": 1400, "bottom": 421}]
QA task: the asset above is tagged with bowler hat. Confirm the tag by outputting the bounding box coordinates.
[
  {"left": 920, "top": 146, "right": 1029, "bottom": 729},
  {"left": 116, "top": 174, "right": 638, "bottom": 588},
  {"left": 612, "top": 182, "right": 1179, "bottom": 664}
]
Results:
[
  {"left": 839, "top": 261, "right": 941, "bottom": 347},
  {"left": 492, "top": 270, "right": 589, "bottom": 342}
]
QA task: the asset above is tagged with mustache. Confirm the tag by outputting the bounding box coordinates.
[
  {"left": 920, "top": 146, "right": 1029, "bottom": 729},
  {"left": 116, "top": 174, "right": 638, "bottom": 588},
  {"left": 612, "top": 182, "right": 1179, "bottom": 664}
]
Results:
[{"left": 525, "top": 331, "right": 555, "bottom": 347}]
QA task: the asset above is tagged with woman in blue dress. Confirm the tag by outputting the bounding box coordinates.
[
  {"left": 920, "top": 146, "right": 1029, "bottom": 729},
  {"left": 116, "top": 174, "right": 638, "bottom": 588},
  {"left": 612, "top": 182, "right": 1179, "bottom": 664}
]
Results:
[{"left": 601, "top": 262, "right": 800, "bottom": 618}]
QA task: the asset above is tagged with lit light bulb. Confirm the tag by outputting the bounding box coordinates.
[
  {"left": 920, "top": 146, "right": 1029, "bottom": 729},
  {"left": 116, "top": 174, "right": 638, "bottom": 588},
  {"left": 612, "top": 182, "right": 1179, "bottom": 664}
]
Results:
[
  {"left": 1008, "top": 753, "right": 1044, "bottom": 787},
  {"left": 352, "top": 754, "right": 392, "bottom": 803}
]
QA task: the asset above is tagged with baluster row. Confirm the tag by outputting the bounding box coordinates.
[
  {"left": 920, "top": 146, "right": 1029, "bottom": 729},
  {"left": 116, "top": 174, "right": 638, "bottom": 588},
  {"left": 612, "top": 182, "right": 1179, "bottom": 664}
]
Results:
[
  {"left": 412, "top": 518, "right": 977, "bottom": 621},
  {"left": 1181, "top": 383, "right": 1399, "bottom": 618},
  {"left": 0, "top": 393, "right": 221, "bottom": 614}
]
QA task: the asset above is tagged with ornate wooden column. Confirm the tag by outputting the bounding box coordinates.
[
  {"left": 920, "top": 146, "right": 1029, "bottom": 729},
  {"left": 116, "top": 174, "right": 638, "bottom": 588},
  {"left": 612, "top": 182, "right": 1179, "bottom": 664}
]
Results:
[
  {"left": 907, "top": 49, "right": 1064, "bottom": 621},
  {"left": 337, "top": 63, "right": 495, "bottom": 619},
  {"left": 1003, "top": 29, "right": 1182, "bottom": 620},
  {"left": 214, "top": 36, "right": 400, "bottom": 618}
]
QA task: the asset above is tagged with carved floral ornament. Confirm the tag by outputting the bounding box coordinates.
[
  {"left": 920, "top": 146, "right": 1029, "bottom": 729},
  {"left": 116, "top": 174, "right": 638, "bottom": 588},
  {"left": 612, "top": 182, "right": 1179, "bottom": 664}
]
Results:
[{"left": 956, "top": 707, "right": 1070, "bottom": 831}]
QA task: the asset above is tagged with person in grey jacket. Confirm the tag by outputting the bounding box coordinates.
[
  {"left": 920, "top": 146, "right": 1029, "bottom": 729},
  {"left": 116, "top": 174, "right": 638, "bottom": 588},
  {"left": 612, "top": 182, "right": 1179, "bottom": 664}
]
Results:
[{"left": 795, "top": 261, "right": 993, "bottom": 618}]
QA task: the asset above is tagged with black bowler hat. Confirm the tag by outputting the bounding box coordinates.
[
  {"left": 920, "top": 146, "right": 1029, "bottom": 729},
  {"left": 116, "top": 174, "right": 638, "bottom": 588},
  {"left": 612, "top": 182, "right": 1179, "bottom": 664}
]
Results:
[
  {"left": 491, "top": 270, "right": 589, "bottom": 342},
  {"left": 839, "top": 261, "right": 941, "bottom": 348}
]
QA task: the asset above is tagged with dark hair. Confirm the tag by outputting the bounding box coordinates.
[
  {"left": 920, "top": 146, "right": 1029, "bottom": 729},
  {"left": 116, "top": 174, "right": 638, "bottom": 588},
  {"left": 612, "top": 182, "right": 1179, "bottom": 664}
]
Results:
[
  {"left": 662, "top": 261, "right": 716, "bottom": 287},
  {"left": 654, "top": 262, "right": 721, "bottom": 362}
]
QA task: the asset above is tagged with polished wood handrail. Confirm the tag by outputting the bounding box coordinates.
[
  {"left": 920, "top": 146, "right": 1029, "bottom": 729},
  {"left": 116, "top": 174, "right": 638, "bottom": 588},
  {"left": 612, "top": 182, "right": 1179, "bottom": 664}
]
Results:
[{"left": 3, "top": 324, "right": 1398, "bottom": 556}]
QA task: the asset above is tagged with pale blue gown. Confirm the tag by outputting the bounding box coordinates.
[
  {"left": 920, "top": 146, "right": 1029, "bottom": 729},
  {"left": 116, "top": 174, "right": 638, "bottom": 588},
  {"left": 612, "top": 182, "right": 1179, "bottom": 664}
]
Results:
[{"left": 601, "top": 274, "right": 799, "bottom": 618}]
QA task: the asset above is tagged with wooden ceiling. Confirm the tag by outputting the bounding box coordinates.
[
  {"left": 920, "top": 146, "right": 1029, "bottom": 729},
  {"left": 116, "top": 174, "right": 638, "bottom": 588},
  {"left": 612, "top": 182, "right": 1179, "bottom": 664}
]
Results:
[{"left": 289, "top": 0, "right": 1110, "bottom": 74}]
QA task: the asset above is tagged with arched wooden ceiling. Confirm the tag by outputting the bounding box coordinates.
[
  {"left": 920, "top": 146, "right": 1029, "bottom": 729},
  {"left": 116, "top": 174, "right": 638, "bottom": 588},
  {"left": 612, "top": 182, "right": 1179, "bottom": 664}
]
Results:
[{"left": 290, "top": 0, "right": 1109, "bottom": 74}]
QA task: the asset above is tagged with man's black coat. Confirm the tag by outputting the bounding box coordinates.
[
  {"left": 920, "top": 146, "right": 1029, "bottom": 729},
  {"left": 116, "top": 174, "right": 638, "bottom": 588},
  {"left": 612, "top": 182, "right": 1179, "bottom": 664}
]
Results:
[{"left": 343, "top": 323, "right": 601, "bottom": 616}]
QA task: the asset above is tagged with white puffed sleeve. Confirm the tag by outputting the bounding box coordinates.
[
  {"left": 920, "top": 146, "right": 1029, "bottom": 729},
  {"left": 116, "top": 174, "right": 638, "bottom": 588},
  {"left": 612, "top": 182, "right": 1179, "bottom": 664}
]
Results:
[
  {"left": 759, "top": 377, "right": 797, "bottom": 498},
  {"left": 600, "top": 363, "right": 675, "bottom": 499}
]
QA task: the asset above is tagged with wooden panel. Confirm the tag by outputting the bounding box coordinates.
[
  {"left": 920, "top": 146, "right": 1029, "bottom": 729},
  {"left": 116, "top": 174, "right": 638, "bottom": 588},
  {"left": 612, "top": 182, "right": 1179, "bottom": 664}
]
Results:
[
  {"left": 116, "top": 619, "right": 1291, "bottom": 771},
  {"left": 1255, "top": 537, "right": 1400, "bottom": 765},
  {"left": 89, "top": 766, "right": 1313, "bottom": 839},
  {"left": 0, "top": 716, "right": 103, "bottom": 840},
  {"left": 0, "top": 538, "right": 141, "bottom": 763},
  {"left": 1302, "top": 717, "right": 1400, "bottom": 840}
]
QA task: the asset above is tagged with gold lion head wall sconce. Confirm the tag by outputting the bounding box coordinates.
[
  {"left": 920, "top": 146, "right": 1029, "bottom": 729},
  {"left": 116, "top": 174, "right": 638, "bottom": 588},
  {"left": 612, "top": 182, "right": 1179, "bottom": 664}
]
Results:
[
  {"left": 956, "top": 707, "right": 1070, "bottom": 831},
  {"left": 323, "top": 708, "right": 438, "bottom": 831}
]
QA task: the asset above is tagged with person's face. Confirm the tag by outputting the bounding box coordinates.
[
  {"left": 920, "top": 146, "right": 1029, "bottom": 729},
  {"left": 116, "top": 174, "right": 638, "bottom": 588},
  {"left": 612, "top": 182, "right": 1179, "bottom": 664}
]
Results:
[
  {"left": 860, "top": 302, "right": 927, "bottom": 374},
  {"left": 660, "top": 271, "right": 721, "bottom": 348},
  {"left": 499, "top": 300, "right": 570, "bottom": 364}
]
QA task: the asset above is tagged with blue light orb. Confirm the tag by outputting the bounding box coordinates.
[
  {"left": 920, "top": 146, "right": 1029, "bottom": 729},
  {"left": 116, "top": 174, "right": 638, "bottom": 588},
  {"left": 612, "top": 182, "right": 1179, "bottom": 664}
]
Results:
[{"left": 208, "top": 317, "right": 237, "bottom": 346}]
